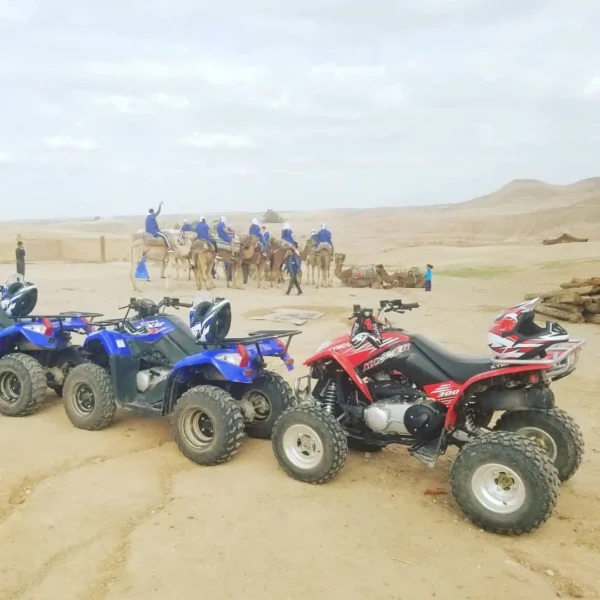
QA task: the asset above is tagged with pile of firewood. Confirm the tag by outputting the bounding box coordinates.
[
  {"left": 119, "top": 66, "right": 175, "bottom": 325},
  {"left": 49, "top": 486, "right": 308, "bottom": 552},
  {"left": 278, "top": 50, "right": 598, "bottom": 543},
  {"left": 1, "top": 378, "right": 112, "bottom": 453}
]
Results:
[{"left": 524, "top": 277, "right": 600, "bottom": 324}]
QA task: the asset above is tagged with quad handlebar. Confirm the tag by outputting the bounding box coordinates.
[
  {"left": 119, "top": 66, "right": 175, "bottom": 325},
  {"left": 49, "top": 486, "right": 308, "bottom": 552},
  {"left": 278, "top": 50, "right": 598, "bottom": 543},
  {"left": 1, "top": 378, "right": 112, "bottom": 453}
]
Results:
[
  {"left": 118, "top": 296, "right": 193, "bottom": 313},
  {"left": 348, "top": 299, "right": 420, "bottom": 320}
]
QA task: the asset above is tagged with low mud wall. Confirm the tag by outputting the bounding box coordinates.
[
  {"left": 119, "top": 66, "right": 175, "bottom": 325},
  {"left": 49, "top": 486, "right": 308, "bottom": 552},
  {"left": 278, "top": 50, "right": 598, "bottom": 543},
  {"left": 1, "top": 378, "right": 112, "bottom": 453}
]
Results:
[{"left": 0, "top": 236, "right": 131, "bottom": 264}]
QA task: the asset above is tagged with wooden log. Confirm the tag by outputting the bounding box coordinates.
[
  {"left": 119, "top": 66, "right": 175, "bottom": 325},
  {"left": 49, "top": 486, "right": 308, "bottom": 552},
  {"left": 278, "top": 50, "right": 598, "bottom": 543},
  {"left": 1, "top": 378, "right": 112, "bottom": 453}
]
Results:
[
  {"left": 525, "top": 287, "right": 600, "bottom": 302},
  {"left": 560, "top": 277, "right": 600, "bottom": 289},
  {"left": 584, "top": 313, "right": 600, "bottom": 324},
  {"left": 535, "top": 304, "right": 584, "bottom": 323},
  {"left": 543, "top": 302, "right": 584, "bottom": 315}
]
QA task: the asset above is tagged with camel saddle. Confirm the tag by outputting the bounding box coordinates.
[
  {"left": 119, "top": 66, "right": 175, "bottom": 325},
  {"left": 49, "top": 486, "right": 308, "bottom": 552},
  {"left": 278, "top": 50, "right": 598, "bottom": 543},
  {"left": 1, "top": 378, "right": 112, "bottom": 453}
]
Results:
[
  {"left": 216, "top": 238, "right": 240, "bottom": 255},
  {"left": 192, "top": 239, "right": 214, "bottom": 252},
  {"left": 141, "top": 232, "right": 174, "bottom": 247},
  {"left": 315, "top": 242, "right": 333, "bottom": 255},
  {"left": 351, "top": 266, "right": 374, "bottom": 280}
]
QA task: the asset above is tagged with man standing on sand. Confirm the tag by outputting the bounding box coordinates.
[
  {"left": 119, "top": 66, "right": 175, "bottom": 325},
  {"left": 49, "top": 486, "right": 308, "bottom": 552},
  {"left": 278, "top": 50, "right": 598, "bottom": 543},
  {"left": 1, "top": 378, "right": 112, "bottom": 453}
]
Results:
[
  {"left": 283, "top": 247, "right": 303, "bottom": 296},
  {"left": 16, "top": 241, "right": 25, "bottom": 277}
]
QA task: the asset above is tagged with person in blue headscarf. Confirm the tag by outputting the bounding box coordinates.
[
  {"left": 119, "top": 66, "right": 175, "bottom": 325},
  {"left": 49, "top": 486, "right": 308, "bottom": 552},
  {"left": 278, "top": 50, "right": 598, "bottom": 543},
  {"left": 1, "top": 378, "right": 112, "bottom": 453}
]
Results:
[
  {"left": 317, "top": 223, "right": 333, "bottom": 249},
  {"left": 195, "top": 217, "right": 218, "bottom": 252},
  {"left": 145, "top": 201, "right": 172, "bottom": 251},
  {"left": 217, "top": 216, "right": 234, "bottom": 243},
  {"left": 281, "top": 222, "right": 297, "bottom": 247},
  {"left": 180, "top": 219, "right": 193, "bottom": 233},
  {"left": 249, "top": 218, "right": 264, "bottom": 244},
  {"left": 261, "top": 226, "right": 271, "bottom": 247}
]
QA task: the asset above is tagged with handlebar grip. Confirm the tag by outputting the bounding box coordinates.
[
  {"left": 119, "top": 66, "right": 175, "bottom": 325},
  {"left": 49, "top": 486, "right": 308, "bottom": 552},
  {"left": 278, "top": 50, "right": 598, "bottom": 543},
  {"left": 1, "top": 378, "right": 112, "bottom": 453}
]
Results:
[
  {"left": 402, "top": 302, "right": 420, "bottom": 310},
  {"left": 180, "top": 303, "right": 193, "bottom": 308}
]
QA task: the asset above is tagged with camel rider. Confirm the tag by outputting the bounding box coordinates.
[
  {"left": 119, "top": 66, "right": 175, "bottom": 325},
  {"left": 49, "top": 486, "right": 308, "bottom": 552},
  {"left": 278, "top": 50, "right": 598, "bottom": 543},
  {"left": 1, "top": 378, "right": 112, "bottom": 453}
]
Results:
[
  {"left": 281, "top": 222, "right": 297, "bottom": 248},
  {"left": 180, "top": 219, "right": 193, "bottom": 233},
  {"left": 196, "top": 217, "right": 219, "bottom": 253},
  {"left": 318, "top": 223, "right": 333, "bottom": 251},
  {"left": 261, "top": 226, "right": 271, "bottom": 247},
  {"left": 145, "top": 201, "right": 173, "bottom": 251},
  {"left": 217, "top": 216, "right": 236, "bottom": 254},
  {"left": 310, "top": 229, "right": 319, "bottom": 248},
  {"left": 249, "top": 218, "right": 264, "bottom": 243}
]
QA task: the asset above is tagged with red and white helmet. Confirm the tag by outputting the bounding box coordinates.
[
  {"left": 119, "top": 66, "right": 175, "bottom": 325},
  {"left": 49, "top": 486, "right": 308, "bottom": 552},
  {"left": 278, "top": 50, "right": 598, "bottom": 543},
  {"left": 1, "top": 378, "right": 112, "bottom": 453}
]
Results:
[{"left": 487, "top": 298, "right": 569, "bottom": 359}]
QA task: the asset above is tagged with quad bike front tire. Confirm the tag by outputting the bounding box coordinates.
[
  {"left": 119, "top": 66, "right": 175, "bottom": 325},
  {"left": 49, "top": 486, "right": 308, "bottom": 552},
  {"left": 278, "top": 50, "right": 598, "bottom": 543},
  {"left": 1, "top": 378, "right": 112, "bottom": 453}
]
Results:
[
  {"left": 450, "top": 431, "right": 560, "bottom": 535},
  {"left": 0, "top": 353, "right": 47, "bottom": 416},
  {"left": 493, "top": 408, "right": 584, "bottom": 482},
  {"left": 272, "top": 405, "right": 348, "bottom": 484},
  {"left": 171, "top": 385, "right": 245, "bottom": 466},
  {"left": 234, "top": 370, "right": 295, "bottom": 439},
  {"left": 63, "top": 363, "right": 117, "bottom": 430}
]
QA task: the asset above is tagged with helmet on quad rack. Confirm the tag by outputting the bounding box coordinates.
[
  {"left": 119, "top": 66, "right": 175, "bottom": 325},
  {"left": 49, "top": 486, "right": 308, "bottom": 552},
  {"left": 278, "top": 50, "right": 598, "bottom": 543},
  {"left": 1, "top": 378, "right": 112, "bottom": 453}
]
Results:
[
  {"left": 350, "top": 306, "right": 383, "bottom": 349},
  {"left": 189, "top": 291, "right": 231, "bottom": 343},
  {"left": 137, "top": 298, "right": 159, "bottom": 319},
  {"left": 487, "top": 298, "right": 569, "bottom": 359},
  {"left": 0, "top": 280, "right": 38, "bottom": 318}
]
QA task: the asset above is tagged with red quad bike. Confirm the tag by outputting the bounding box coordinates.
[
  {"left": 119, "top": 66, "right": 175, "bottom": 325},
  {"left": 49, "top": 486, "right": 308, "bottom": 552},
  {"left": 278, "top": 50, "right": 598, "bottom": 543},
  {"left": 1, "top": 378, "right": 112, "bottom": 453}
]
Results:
[{"left": 271, "top": 298, "right": 586, "bottom": 535}]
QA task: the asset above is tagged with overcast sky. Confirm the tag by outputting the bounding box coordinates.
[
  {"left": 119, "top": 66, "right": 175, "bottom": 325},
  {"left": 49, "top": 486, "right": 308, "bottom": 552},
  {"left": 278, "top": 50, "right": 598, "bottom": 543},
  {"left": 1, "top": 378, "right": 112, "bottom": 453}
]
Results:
[{"left": 1, "top": 0, "right": 599, "bottom": 220}]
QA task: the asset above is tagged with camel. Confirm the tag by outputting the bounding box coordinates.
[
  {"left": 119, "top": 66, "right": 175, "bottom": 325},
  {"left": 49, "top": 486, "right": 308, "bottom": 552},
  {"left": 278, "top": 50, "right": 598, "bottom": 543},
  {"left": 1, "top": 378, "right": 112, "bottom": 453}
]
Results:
[
  {"left": 129, "top": 232, "right": 193, "bottom": 292},
  {"left": 313, "top": 242, "right": 333, "bottom": 288},
  {"left": 375, "top": 265, "right": 426, "bottom": 288},
  {"left": 266, "top": 238, "right": 292, "bottom": 288},
  {"left": 239, "top": 235, "right": 269, "bottom": 289},
  {"left": 133, "top": 229, "right": 196, "bottom": 280},
  {"left": 334, "top": 253, "right": 383, "bottom": 288},
  {"left": 190, "top": 239, "right": 216, "bottom": 291},
  {"left": 300, "top": 239, "right": 319, "bottom": 285},
  {"left": 216, "top": 235, "right": 261, "bottom": 289}
]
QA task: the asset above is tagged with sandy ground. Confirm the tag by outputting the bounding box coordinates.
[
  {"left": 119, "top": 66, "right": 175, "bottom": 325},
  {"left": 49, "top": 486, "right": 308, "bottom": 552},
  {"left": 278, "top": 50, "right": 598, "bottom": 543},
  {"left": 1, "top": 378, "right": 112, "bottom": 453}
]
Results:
[{"left": 1, "top": 234, "right": 600, "bottom": 599}]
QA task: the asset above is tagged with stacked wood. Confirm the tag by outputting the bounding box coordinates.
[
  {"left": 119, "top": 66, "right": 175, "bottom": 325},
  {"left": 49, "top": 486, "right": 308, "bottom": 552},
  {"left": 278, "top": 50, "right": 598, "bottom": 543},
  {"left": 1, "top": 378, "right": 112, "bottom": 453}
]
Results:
[{"left": 525, "top": 277, "right": 600, "bottom": 324}]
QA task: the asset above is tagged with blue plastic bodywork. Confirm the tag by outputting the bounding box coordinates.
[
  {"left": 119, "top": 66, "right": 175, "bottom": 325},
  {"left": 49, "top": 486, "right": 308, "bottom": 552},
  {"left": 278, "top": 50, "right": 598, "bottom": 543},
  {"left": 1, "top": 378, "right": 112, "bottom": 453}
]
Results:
[{"left": 0, "top": 315, "right": 93, "bottom": 356}]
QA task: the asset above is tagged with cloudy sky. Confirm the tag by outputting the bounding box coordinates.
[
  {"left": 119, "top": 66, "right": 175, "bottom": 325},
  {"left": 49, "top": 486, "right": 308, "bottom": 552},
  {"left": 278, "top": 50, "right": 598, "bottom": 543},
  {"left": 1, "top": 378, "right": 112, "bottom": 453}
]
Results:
[{"left": 1, "top": 0, "right": 599, "bottom": 220}]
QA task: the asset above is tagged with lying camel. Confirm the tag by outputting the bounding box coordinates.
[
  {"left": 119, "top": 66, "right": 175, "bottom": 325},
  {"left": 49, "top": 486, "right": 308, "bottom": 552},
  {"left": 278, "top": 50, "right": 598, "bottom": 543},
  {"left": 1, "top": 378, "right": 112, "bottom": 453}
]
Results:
[
  {"left": 334, "top": 253, "right": 383, "bottom": 288},
  {"left": 375, "top": 265, "right": 426, "bottom": 288}
]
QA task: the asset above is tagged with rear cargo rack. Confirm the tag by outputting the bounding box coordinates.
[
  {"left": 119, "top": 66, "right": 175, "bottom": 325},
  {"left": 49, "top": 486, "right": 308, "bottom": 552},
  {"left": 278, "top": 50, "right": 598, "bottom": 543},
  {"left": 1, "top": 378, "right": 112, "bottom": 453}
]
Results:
[
  {"left": 195, "top": 329, "right": 302, "bottom": 357},
  {"left": 491, "top": 339, "right": 586, "bottom": 380}
]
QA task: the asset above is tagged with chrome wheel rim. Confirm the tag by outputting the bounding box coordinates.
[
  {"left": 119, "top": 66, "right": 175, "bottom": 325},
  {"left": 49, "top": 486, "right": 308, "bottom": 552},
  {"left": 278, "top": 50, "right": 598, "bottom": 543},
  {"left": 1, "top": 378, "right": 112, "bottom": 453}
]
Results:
[
  {"left": 517, "top": 426, "right": 558, "bottom": 462},
  {"left": 471, "top": 463, "right": 526, "bottom": 514},
  {"left": 181, "top": 408, "right": 214, "bottom": 449},
  {"left": 282, "top": 423, "right": 324, "bottom": 470}
]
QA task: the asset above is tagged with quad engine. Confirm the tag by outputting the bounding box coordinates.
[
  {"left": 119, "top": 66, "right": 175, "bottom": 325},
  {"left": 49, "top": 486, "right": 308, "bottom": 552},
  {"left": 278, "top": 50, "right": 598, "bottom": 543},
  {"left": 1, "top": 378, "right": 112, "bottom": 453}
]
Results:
[
  {"left": 363, "top": 380, "right": 446, "bottom": 441},
  {"left": 136, "top": 368, "right": 170, "bottom": 393}
]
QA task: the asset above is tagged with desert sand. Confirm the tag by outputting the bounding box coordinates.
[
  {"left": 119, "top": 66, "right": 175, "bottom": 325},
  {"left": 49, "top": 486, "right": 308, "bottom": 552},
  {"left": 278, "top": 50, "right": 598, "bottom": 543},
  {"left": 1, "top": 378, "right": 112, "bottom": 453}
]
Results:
[{"left": 0, "top": 178, "right": 599, "bottom": 600}]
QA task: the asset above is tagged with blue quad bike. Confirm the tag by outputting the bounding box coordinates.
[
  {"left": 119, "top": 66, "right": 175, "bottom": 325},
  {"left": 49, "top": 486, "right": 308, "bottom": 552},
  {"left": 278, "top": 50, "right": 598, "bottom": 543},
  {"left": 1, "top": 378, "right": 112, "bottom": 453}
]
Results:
[
  {"left": 62, "top": 296, "right": 301, "bottom": 466},
  {"left": 0, "top": 277, "right": 102, "bottom": 416}
]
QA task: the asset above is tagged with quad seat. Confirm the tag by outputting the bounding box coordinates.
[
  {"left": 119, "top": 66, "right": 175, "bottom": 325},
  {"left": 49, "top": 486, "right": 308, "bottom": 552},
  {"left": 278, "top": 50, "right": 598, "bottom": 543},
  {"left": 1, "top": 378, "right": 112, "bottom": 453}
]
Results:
[{"left": 410, "top": 334, "right": 493, "bottom": 383}]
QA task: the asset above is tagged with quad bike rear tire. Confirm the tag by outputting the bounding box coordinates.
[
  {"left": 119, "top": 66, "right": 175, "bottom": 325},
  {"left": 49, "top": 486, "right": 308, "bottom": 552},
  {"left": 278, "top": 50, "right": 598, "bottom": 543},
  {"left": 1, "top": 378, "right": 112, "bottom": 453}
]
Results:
[
  {"left": 63, "top": 363, "right": 117, "bottom": 430},
  {"left": 171, "top": 385, "right": 245, "bottom": 466},
  {"left": 450, "top": 431, "right": 560, "bottom": 535},
  {"left": 0, "top": 353, "right": 47, "bottom": 416},
  {"left": 493, "top": 408, "right": 584, "bottom": 482},
  {"left": 233, "top": 371, "right": 295, "bottom": 439},
  {"left": 272, "top": 405, "right": 348, "bottom": 484}
]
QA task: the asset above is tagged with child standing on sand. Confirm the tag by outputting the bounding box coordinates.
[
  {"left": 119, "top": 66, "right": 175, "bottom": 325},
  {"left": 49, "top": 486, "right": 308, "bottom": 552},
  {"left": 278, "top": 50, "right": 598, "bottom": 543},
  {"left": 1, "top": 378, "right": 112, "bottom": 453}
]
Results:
[{"left": 424, "top": 263, "right": 433, "bottom": 292}]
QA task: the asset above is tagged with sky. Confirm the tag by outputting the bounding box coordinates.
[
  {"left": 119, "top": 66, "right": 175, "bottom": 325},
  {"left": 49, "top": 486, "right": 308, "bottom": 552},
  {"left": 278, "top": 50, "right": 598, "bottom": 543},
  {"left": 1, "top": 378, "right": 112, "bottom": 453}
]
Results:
[{"left": 1, "top": 0, "right": 599, "bottom": 220}]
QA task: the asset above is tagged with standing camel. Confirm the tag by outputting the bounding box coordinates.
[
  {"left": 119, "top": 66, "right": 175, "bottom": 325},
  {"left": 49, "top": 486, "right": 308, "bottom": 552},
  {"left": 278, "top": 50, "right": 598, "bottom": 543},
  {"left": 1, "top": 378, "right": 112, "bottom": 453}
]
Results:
[
  {"left": 300, "top": 239, "right": 318, "bottom": 285},
  {"left": 216, "top": 235, "right": 261, "bottom": 289},
  {"left": 240, "top": 235, "right": 269, "bottom": 289},
  {"left": 129, "top": 234, "right": 193, "bottom": 292},
  {"left": 314, "top": 243, "right": 333, "bottom": 288},
  {"left": 190, "top": 239, "right": 216, "bottom": 291},
  {"left": 133, "top": 229, "right": 196, "bottom": 281},
  {"left": 266, "top": 238, "right": 292, "bottom": 288}
]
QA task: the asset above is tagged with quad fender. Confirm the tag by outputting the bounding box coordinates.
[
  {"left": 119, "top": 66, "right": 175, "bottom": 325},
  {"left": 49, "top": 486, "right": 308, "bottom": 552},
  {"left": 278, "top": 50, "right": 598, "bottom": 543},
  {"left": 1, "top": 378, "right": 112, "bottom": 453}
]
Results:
[
  {"left": 0, "top": 323, "right": 60, "bottom": 350},
  {"left": 445, "top": 364, "right": 551, "bottom": 429},
  {"left": 171, "top": 351, "right": 254, "bottom": 385},
  {"left": 82, "top": 330, "right": 133, "bottom": 357},
  {"left": 304, "top": 350, "right": 373, "bottom": 401},
  {"left": 476, "top": 386, "right": 555, "bottom": 413}
]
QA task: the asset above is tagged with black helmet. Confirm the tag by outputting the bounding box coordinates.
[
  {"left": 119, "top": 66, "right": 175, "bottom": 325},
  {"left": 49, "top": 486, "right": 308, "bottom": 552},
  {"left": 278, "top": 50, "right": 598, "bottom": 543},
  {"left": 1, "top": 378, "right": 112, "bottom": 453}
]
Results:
[{"left": 189, "top": 292, "right": 231, "bottom": 343}]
